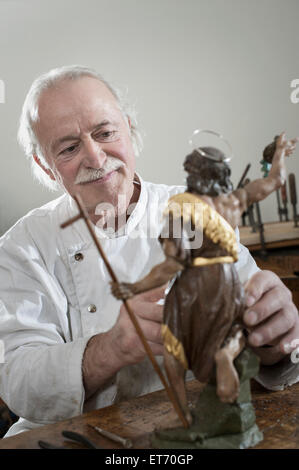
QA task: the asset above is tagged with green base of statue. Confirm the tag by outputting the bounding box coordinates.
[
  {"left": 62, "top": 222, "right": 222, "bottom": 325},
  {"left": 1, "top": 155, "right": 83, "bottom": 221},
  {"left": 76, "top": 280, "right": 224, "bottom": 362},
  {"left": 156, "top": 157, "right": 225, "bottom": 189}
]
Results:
[{"left": 151, "top": 348, "right": 263, "bottom": 449}]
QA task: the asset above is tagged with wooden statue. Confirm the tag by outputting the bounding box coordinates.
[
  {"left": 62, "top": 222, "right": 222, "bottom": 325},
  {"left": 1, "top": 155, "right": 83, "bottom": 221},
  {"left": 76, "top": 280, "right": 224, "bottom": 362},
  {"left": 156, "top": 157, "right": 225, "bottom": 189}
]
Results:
[{"left": 111, "top": 131, "right": 298, "bottom": 447}]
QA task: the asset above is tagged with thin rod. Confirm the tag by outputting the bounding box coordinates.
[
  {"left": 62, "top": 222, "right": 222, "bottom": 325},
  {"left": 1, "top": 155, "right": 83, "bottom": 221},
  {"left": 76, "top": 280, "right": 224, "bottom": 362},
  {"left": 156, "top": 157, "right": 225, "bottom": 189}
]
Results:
[{"left": 61, "top": 194, "right": 189, "bottom": 428}]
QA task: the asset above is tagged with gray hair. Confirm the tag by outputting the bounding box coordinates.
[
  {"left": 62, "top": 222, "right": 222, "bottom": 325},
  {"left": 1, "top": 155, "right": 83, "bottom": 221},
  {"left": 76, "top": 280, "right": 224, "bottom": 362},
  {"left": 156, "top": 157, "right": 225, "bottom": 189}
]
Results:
[{"left": 18, "top": 65, "right": 143, "bottom": 191}]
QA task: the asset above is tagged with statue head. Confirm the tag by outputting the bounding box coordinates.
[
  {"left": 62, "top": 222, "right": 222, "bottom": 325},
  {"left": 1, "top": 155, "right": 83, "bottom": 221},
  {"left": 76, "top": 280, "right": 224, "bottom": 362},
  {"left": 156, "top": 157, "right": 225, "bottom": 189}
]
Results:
[{"left": 184, "top": 147, "right": 233, "bottom": 196}]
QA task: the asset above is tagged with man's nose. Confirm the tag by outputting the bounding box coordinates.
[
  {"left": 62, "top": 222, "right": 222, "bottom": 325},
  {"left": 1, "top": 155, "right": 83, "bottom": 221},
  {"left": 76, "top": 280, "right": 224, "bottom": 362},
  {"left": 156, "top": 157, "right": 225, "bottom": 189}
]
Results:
[{"left": 83, "top": 139, "right": 107, "bottom": 168}]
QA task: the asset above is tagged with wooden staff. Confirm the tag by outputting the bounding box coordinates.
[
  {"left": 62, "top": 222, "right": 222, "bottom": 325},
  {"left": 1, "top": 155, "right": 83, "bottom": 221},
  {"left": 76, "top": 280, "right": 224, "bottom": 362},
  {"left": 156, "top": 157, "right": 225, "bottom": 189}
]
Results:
[{"left": 61, "top": 194, "right": 189, "bottom": 428}]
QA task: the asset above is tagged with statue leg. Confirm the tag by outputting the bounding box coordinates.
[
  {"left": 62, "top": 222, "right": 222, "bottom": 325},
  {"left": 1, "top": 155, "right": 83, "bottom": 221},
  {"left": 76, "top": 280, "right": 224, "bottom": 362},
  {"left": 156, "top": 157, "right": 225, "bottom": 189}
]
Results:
[
  {"left": 214, "top": 325, "right": 246, "bottom": 403},
  {"left": 163, "top": 349, "right": 193, "bottom": 426}
]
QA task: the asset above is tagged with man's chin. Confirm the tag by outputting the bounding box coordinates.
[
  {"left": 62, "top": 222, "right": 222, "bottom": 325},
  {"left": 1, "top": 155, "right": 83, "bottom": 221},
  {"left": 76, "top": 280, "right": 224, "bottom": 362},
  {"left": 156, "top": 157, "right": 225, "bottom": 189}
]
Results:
[{"left": 74, "top": 178, "right": 128, "bottom": 214}]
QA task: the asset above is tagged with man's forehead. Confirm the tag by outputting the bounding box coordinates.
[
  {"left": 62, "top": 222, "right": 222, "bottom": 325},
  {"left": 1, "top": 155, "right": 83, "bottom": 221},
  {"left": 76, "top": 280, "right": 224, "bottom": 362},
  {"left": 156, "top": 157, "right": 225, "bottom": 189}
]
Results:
[
  {"left": 35, "top": 77, "right": 124, "bottom": 144},
  {"left": 42, "top": 75, "right": 115, "bottom": 100},
  {"left": 39, "top": 77, "right": 119, "bottom": 115}
]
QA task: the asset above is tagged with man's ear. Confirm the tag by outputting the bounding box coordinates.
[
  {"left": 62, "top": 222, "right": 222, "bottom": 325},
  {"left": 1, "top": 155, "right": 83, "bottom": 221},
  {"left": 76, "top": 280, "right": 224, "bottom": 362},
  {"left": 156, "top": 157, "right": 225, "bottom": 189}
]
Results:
[
  {"left": 32, "top": 154, "right": 56, "bottom": 181},
  {"left": 127, "top": 116, "right": 131, "bottom": 130}
]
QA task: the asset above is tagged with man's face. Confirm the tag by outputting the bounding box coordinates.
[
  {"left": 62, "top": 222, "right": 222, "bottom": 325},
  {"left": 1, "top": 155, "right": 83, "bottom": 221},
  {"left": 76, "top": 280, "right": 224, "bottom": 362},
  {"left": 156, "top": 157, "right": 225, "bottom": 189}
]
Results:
[{"left": 34, "top": 76, "right": 136, "bottom": 217}]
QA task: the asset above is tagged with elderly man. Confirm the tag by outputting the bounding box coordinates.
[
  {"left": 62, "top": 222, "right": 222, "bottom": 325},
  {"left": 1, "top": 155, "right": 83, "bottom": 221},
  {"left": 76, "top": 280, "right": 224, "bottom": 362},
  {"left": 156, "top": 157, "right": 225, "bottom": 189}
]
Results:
[{"left": 0, "top": 65, "right": 298, "bottom": 437}]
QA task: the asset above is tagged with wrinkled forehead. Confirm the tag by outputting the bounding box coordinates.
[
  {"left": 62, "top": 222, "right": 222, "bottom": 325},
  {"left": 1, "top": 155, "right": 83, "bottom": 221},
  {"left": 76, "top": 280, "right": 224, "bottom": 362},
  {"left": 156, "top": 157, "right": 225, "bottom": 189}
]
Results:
[
  {"left": 33, "top": 76, "right": 125, "bottom": 146},
  {"left": 36, "top": 76, "right": 122, "bottom": 126}
]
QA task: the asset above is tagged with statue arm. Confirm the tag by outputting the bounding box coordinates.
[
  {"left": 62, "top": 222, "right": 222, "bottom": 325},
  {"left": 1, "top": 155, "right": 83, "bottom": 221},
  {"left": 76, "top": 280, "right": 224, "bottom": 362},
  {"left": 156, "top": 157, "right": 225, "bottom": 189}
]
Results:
[
  {"left": 243, "top": 176, "right": 283, "bottom": 208},
  {"left": 243, "top": 132, "right": 297, "bottom": 207},
  {"left": 223, "top": 173, "right": 285, "bottom": 229},
  {"left": 111, "top": 251, "right": 184, "bottom": 299},
  {"left": 130, "top": 256, "right": 184, "bottom": 295}
]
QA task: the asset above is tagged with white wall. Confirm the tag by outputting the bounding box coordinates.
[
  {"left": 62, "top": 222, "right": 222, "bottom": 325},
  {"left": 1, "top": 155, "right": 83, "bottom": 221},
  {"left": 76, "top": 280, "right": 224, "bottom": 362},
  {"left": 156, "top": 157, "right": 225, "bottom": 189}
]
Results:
[{"left": 0, "top": 0, "right": 298, "bottom": 234}]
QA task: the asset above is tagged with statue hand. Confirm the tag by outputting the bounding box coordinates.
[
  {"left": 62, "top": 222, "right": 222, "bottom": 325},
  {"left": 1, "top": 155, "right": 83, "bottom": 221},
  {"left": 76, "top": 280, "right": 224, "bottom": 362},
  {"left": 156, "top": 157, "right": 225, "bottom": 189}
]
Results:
[
  {"left": 110, "top": 281, "right": 136, "bottom": 300},
  {"left": 276, "top": 132, "right": 299, "bottom": 157},
  {"left": 285, "top": 136, "right": 299, "bottom": 156},
  {"left": 268, "top": 132, "right": 298, "bottom": 186}
]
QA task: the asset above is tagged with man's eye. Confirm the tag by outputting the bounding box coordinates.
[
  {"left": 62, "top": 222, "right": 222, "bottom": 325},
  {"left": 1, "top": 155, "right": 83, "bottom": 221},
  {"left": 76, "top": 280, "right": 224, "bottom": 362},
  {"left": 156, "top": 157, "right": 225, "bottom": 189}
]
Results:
[
  {"left": 61, "top": 145, "right": 78, "bottom": 155},
  {"left": 96, "top": 130, "right": 118, "bottom": 141}
]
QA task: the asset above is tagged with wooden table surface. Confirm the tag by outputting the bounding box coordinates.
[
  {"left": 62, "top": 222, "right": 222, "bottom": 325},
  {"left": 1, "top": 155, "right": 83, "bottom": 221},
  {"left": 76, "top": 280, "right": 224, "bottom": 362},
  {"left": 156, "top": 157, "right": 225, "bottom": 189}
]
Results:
[{"left": 0, "top": 380, "right": 298, "bottom": 449}]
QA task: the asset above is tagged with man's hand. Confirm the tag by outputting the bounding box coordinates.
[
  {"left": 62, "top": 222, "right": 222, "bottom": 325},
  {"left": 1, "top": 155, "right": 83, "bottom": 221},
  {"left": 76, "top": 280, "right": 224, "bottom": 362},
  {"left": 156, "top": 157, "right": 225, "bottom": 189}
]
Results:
[
  {"left": 243, "top": 270, "right": 299, "bottom": 365},
  {"left": 82, "top": 286, "right": 165, "bottom": 400},
  {"left": 109, "top": 285, "right": 165, "bottom": 364}
]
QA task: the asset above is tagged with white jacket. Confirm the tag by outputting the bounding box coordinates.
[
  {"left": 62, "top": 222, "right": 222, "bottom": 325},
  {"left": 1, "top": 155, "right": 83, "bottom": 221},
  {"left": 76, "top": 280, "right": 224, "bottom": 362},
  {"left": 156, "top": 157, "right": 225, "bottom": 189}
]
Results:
[{"left": 0, "top": 177, "right": 297, "bottom": 437}]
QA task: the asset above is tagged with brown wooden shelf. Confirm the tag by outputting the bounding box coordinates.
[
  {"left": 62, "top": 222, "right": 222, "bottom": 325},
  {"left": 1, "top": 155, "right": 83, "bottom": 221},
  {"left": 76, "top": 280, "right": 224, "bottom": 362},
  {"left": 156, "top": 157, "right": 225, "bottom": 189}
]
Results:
[{"left": 239, "top": 221, "right": 299, "bottom": 251}]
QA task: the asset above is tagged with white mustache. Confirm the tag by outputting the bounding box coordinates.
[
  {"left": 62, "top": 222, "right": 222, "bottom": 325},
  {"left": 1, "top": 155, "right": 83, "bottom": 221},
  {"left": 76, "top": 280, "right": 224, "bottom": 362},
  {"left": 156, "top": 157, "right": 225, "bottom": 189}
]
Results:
[{"left": 75, "top": 156, "right": 125, "bottom": 184}]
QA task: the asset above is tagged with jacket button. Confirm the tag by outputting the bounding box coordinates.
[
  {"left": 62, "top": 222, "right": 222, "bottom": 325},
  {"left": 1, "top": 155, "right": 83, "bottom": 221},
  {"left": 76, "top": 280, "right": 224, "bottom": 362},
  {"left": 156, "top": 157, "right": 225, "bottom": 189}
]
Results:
[
  {"left": 88, "top": 304, "right": 97, "bottom": 313},
  {"left": 75, "top": 253, "right": 84, "bottom": 261}
]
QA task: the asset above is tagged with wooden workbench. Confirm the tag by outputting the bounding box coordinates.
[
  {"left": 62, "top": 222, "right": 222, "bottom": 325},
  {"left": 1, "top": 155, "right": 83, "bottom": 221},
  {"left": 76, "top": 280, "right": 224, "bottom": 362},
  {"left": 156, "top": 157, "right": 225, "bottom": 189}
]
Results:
[
  {"left": 239, "top": 221, "right": 299, "bottom": 251},
  {"left": 0, "top": 380, "right": 298, "bottom": 449}
]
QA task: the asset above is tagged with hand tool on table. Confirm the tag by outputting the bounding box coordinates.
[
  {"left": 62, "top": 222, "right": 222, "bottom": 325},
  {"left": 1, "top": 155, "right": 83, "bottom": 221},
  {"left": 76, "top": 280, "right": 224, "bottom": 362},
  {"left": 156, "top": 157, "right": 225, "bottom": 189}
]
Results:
[
  {"left": 38, "top": 440, "right": 66, "bottom": 450},
  {"left": 88, "top": 424, "right": 133, "bottom": 448},
  {"left": 38, "top": 430, "right": 100, "bottom": 449},
  {"left": 62, "top": 430, "right": 100, "bottom": 449}
]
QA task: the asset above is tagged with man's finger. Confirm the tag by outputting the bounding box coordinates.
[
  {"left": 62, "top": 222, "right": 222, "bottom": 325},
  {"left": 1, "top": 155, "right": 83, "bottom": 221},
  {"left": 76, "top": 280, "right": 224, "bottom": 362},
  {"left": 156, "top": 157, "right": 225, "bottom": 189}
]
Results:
[
  {"left": 252, "top": 319, "right": 299, "bottom": 365},
  {"left": 247, "top": 308, "right": 295, "bottom": 347},
  {"left": 146, "top": 341, "right": 164, "bottom": 356},
  {"left": 138, "top": 318, "right": 163, "bottom": 344},
  {"left": 277, "top": 316, "right": 299, "bottom": 354},
  {"left": 244, "top": 270, "right": 282, "bottom": 307},
  {"left": 130, "top": 300, "right": 163, "bottom": 322},
  {"left": 243, "top": 285, "right": 289, "bottom": 326},
  {"left": 250, "top": 343, "right": 285, "bottom": 366}
]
